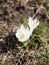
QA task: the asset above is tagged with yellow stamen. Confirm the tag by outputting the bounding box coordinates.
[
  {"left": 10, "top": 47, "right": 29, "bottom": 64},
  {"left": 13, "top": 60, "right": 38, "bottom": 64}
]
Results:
[
  {"left": 21, "top": 33, "right": 25, "bottom": 38},
  {"left": 32, "top": 23, "right": 35, "bottom": 27}
]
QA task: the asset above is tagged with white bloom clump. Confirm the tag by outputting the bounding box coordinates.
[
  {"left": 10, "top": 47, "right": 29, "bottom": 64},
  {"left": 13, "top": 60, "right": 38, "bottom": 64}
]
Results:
[{"left": 15, "top": 17, "right": 39, "bottom": 42}]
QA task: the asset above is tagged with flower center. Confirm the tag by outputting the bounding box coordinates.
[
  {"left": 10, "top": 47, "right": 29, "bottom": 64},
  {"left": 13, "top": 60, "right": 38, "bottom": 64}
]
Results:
[
  {"left": 21, "top": 33, "right": 25, "bottom": 38},
  {"left": 32, "top": 23, "right": 35, "bottom": 27}
]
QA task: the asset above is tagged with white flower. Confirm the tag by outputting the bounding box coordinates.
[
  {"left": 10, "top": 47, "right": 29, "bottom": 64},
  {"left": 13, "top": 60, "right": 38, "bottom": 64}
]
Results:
[
  {"left": 15, "top": 24, "right": 30, "bottom": 42},
  {"left": 28, "top": 17, "right": 39, "bottom": 34}
]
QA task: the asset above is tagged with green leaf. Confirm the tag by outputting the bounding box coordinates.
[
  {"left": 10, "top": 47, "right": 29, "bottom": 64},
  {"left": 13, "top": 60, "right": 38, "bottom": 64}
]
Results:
[
  {"left": 34, "top": 23, "right": 48, "bottom": 37},
  {"left": 45, "top": 0, "right": 49, "bottom": 2},
  {"left": 36, "top": 0, "right": 41, "bottom": 4},
  {"left": 45, "top": 8, "right": 49, "bottom": 17},
  {"left": 21, "top": 42, "right": 28, "bottom": 48}
]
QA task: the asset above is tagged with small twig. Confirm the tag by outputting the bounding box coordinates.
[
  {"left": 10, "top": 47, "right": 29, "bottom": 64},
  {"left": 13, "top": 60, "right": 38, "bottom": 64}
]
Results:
[
  {"left": 2, "top": 51, "right": 10, "bottom": 65},
  {"left": 26, "top": 6, "right": 34, "bottom": 10},
  {"left": 0, "top": 39, "right": 3, "bottom": 42},
  {"left": 32, "top": 4, "right": 45, "bottom": 19}
]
